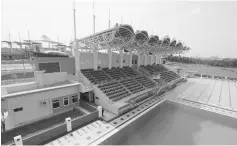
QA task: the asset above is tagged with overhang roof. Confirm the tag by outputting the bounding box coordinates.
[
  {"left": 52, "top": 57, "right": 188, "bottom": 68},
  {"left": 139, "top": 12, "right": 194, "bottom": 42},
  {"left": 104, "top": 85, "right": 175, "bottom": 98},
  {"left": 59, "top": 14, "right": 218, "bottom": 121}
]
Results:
[{"left": 74, "top": 24, "right": 190, "bottom": 55}]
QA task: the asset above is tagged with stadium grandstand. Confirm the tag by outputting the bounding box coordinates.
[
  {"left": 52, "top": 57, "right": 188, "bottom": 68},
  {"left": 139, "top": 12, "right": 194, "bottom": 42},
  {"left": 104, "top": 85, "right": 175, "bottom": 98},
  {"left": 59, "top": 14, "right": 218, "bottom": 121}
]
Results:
[{"left": 1, "top": 23, "right": 237, "bottom": 146}]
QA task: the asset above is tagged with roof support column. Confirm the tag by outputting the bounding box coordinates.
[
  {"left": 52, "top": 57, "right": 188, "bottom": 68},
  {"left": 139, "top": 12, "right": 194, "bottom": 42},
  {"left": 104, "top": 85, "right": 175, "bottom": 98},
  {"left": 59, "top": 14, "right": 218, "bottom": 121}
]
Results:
[
  {"left": 137, "top": 51, "right": 141, "bottom": 67},
  {"left": 93, "top": 48, "right": 98, "bottom": 70},
  {"left": 151, "top": 55, "right": 154, "bottom": 65},
  {"left": 155, "top": 54, "right": 158, "bottom": 64},
  {"left": 108, "top": 48, "right": 112, "bottom": 69},
  {"left": 74, "top": 40, "right": 80, "bottom": 81},
  {"left": 129, "top": 49, "right": 132, "bottom": 67},
  {"left": 144, "top": 53, "right": 147, "bottom": 66},
  {"left": 159, "top": 54, "right": 162, "bottom": 64},
  {"left": 120, "top": 49, "right": 123, "bottom": 68}
]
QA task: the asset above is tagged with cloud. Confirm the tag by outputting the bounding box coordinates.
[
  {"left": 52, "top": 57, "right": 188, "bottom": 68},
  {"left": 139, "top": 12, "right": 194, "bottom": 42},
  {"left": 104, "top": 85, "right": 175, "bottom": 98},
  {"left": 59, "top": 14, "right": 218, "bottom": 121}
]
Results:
[{"left": 191, "top": 8, "right": 201, "bottom": 14}]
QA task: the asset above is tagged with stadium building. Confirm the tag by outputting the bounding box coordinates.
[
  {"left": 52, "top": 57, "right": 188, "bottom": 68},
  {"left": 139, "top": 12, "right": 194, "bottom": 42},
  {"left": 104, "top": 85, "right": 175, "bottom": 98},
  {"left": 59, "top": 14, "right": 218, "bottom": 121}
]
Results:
[{"left": 1, "top": 23, "right": 237, "bottom": 145}]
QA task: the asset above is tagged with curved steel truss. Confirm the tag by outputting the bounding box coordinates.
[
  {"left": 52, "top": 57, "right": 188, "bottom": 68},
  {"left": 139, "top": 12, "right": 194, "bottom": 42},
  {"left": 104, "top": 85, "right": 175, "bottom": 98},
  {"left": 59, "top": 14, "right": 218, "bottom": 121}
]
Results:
[{"left": 76, "top": 23, "right": 191, "bottom": 55}]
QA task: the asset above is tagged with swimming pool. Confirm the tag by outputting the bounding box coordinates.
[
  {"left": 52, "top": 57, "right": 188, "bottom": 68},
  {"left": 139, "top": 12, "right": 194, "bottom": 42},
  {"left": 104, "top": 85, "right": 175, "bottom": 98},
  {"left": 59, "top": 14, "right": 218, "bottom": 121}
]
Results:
[{"left": 104, "top": 101, "right": 237, "bottom": 145}]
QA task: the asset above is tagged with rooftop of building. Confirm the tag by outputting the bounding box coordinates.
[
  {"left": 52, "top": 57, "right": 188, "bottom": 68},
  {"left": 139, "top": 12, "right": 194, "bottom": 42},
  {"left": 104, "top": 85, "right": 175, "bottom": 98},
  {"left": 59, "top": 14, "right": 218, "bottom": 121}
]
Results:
[{"left": 1, "top": 108, "right": 85, "bottom": 145}]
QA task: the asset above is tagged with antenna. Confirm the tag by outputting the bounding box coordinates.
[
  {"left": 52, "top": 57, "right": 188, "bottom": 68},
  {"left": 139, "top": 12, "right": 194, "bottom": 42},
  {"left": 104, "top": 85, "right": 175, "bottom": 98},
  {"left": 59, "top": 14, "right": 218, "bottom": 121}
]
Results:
[
  {"left": 28, "top": 30, "right": 31, "bottom": 48},
  {"left": 18, "top": 32, "right": 22, "bottom": 49},
  {"left": 8, "top": 33, "right": 13, "bottom": 63},
  {"left": 73, "top": 0, "right": 77, "bottom": 40},
  {"left": 93, "top": 1, "right": 95, "bottom": 34},
  {"left": 109, "top": 8, "right": 110, "bottom": 28}
]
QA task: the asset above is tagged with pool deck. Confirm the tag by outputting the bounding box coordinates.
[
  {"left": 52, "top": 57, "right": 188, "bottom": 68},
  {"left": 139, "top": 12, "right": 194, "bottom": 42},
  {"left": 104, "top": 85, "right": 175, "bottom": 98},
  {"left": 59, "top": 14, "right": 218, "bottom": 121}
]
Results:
[
  {"left": 43, "top": 78, "right": 237, "bottom": 145},
  {"left": 159, "top": 78, "right": 237, "bottom": 115}
]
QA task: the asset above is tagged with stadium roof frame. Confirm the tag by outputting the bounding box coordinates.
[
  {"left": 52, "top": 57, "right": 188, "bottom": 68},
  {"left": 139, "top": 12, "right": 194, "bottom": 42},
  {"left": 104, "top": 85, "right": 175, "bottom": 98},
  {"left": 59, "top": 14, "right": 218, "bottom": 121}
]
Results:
[
  {"left": 76, "top": 23, "right": 135, "bottom": 51},
  {"left": 120, "top": 30, "right": 149, "bottom": 53}
]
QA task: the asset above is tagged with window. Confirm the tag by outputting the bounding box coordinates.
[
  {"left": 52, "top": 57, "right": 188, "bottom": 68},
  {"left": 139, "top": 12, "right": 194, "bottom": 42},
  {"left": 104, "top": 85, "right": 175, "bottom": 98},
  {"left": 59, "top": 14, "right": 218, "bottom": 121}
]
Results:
[
  {"left": 135, "top": 60, "right": 137, "bottom": 64},
  {"left": 132, "top": 60, "right": 134, "bottom": 64},
  {"left": 13, "top": 107, "right": 23, "bottom": 112},
  {"left": 72, "top": 95, "right": 78, "bottom": 103},
  {"left": 52, "top": 99, "right": 60, "bottom": 109},
  {"left": 39, "top": 62, "right": 60, "bottom": 73},
  {"left": 64, "top": 97, "right": 69, "bottom": 106},
  {"left": 123, "top": 60, "right": 125, "bottom": 63}
]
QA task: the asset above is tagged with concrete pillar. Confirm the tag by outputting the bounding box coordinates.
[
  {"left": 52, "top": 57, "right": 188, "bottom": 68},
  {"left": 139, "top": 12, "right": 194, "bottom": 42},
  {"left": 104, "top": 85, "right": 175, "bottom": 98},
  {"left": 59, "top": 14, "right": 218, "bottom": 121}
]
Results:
[
  {"left": 93, "top": 49, "right": 98, "bottom": 70},
  {"left": 129, "top": 49, "right": 132, "bottom": 67},
  {"left": 108, "top": 48, "right": 112, "bottom": 69},
  {"left": 137, "top": 51, "right": 141, "bottom": 67},
  {"left": 144, "top": 53, "right": 147, "bottom": 66},
  {"left": 155, "top": 54, "right": 158, "bottom": 64},
  {"left": 151, "top": 55, "right": 154, "bottom": 65},
  {"left": 97, "top": 106, "right": 102, "bottom": 117},
  {"left": 120, "top": 49, "right": 123, "bottom": 68},
  {"left": 74, "top": 41, "right": 81, "bottom": 81},
  {"left": 65, "top": 117, "right": 72, "bottom": 132},
  {"left": 159, "top": 55, "right": 162, "bottom": 64},
  {"left": 34, "top": 71, "right": 45, "bottom": 88},
  {"left": 14, "top": 135, "right": 23, "bottom": 146}
]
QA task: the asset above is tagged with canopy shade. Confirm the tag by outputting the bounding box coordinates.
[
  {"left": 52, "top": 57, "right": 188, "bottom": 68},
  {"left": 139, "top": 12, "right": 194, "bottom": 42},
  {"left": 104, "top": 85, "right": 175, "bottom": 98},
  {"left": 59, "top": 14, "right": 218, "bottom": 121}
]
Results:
[
  {"left": 135, "top": 30, "right": 149, "bottom": 45},
  {"left": 162, "top": 36, "right": 170, "bottom": 46},
  {"left": 74, "top": 24, "right": 190, "bottom": 55},
  {"left": 175, "top": 41, "right": 183, "bottom": 48},
  {"left": 169, "top": 39, "right": 176, "bottom": 47},
  {"left": 148, "top": 36, "right": 159, "bottom": 46}
]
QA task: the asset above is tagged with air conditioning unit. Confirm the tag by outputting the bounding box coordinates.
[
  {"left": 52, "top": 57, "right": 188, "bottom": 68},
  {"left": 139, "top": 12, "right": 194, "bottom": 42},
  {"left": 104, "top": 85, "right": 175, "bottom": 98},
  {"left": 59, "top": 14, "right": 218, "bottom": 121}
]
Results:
[{"left": 41, "top": 100, "right": 47, "bottom": 106}]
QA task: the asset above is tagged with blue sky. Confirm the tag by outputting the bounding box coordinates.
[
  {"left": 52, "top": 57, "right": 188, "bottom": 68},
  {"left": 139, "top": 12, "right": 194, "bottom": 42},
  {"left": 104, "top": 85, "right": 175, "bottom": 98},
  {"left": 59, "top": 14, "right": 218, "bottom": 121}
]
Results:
[{"left": 1, "top": 0, "right": 237, "bottom": 58}]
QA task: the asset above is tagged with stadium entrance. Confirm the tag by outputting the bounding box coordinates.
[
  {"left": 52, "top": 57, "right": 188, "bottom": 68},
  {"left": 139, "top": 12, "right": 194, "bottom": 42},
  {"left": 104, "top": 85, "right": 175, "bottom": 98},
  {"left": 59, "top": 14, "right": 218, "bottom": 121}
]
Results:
[{"left": 80, "top": 91, "right": 95, "bottom": 103}]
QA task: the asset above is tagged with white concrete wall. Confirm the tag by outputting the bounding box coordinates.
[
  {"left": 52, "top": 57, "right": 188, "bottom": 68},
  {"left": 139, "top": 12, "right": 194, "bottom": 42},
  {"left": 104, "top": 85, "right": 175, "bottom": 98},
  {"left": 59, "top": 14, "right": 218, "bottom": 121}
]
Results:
[
  {"left": 5, "top": 85, "right": 79, "bottom": 130},
  {"left": 123, "top": 54, "right": 130, "bottom": 67},
  {"left": 147, "top": 55, "right": 151, "bottom": 65},
  {"left": 112, "top": 53, "right": 120, "bottom": 67},
  {"left": 80, "top": 52, "right": 93, "bottom": 69},
  {"left": 4, "top": 82, "right": 39, "bottom": 94},
  {"left": 98, "top": 53, "right": 109, "bottom": 68},
  {"left": 43, "top": 72, "right": 68, "bottom": 85},
  {"left": 140, "top": 55, "right": 145, "bottom": 65}
]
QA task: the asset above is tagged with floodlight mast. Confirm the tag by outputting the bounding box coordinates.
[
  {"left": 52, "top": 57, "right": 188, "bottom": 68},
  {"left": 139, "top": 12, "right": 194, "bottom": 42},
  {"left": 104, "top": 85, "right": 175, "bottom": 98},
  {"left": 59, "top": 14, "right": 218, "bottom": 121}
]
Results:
[{"left": 93, "top": 1, "right": 95, "bottom": 34}]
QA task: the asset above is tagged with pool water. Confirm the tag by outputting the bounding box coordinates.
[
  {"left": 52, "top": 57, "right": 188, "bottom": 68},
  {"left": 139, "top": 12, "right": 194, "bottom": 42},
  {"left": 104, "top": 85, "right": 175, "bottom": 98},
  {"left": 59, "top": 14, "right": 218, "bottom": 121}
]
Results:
[{"left": 118, "top": 101, "right": 237, "bottom": 145}]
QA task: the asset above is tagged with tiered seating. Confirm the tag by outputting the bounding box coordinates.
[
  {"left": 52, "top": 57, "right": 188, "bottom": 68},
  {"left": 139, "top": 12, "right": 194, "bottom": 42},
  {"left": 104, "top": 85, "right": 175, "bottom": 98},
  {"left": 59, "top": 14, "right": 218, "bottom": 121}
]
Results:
[
  {"left": 214, "top": 76, "right": 225, "bottom": 79},
  {"left": 121, "top": 66, "right": 140, "bottom": 77},
  {"left": 135, "top": 76, "right": 156, "bottom": 89},
  {"left": 81, "top": 69, "right": 111, "bottom": 85},
  {"left": 202, "top": 74, "right": 212, "bottom": 78},
  {"left": 140, "top": 65, "right": 156, "bottom": 74},
  {"left": 227, "top": 77, "right": 237, "bottom": 81},
  {"left": 102, "top": 67, "right": 127, "bottom": 80},
  {"left": 98, "top": 81, "right": 131, "bottom": 102},
  {"left": 140, "top": 64, "right": 168, "bottom": 75},
  {"left": 194, "top": 73, "right": 201, "bottom": 77},
  {"left": 120, "top": 78, "right": 146, "bottom": 94},
  {"left": 152, "top": 64, "right": 168, "bottom": 72},
  {"left": 160, "top": 71, "right": 180, "bottom": 82}
]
